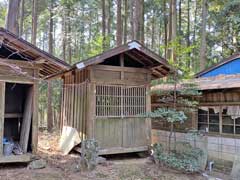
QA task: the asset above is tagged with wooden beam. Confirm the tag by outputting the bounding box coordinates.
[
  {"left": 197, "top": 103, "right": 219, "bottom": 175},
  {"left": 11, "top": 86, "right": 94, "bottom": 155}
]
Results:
[
  {"left": 5, "top": 113, "right": 22, "bottom": 118},
  {"left": 0, "top": 82, "right": 5, "bottom": 156},
  {"left": 92, "top": 76, "right": 149, "bottom": 85},
  {"left": 86, "top": 83, "right": 96, "bottom": 139},
  {"left": 92, "top": 65, "right": 150, "bottom": 74},
  {"left": 32, "top": 69, "right": 39, "bottom": 154},
  {"left": 34, "top": 57, "right": 46, "bottom": 64},
  {"left": 146, "top": 85, "right": 152, "bottom": 146},
  {"left": 0, "top": 75, "right": 34, "bottom": 84},
  {"left": 125, "top": 52, "right": 147, "bottom": 66},
  {"left": 83, "top": 46, "right": 130, "bottom": 67},
  {"left": 200, "top": 102, "right": 240, "bottom": 106},
  {"left": 154, "top": 66, "right": 169, "bottom": 74},
  {"left": 2, "top": 33, "right": 68, "bottom": 69},
  {"left": 152, "top": 70, "right": 164, "bottom": 77},
  {"left": 131, "top": 50, "right": 154, "bottom": 65},
  {"left": 0, "top": 154, "right": 31, "bottom": 163},
  {"left": 42, "top": 64, "right": 57, "bottom": 74},
  {"left": 0, "top": 58, "right": 38, "bottom": 69},
  {"left": 98, "top": 146, "right": 148, "bottom": 155},
  {"left": 120, "top": 53, "right": 124, "bottom": 80},
  {"left": 0, "top": 36, "right": 4, "bottom": 43}
]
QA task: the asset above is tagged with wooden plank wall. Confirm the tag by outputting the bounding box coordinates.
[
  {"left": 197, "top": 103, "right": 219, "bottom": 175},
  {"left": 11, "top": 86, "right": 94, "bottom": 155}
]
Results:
[
  {"left": 61, "top": 69, "right": 89, "bottom": 141},
  {"left": 91, "top": 65, "right": 150, "bottom": 85},
  {"left": 95, "top": 117, "right": 148, "bottom": 149},
  {"left": 200, "top": 89, "right": 240, "bottom": 104}
]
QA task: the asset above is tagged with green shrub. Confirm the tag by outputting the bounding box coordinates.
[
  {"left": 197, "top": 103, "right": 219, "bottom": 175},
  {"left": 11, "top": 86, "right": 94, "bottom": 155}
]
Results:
[{"left": 152, "top": 143, "right": 203, "bottom": 173}]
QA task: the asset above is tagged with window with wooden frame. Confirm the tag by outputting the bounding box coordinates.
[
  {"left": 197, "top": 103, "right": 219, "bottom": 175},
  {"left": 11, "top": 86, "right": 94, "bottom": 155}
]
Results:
[
  {"left": 96, "top": 85, "right": 146, "bottom": 117},
  {"left": 198, "top": 106, "right": 240, "bottom": 135},
  {"left": 198, "top": 107, "right": 220, "bottom": 133}
]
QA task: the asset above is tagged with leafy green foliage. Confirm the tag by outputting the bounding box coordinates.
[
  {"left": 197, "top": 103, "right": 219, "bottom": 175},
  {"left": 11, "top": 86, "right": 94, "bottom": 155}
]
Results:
[
  {"left": 145, "top": 108, "right": 187, "bottom": 123},
  {"left": 152, "top": 143, "right": 203, "bottom": 173},
  {"left": 0, "top": 1, "right": 7, "bottom": 26}
]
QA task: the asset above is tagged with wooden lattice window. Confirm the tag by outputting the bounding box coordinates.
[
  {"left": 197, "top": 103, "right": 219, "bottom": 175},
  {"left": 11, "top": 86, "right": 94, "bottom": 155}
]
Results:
[{"left": 96, "top": 85, "right": 146, "bottom": 117}]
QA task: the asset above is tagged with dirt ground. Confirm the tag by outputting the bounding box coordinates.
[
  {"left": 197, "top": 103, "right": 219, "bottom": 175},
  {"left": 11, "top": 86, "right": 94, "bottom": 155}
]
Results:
[{"left": 0, "top": 131, "right": 231, "bottom": 180}]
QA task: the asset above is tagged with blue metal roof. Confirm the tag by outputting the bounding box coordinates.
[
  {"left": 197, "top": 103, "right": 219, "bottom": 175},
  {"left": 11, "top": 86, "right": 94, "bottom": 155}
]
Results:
[{"left": 200, "top": 58, "right": 240, "bottom": 78}]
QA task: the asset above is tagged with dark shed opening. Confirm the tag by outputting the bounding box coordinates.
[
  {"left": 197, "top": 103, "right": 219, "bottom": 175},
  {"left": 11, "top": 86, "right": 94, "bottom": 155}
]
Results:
[{"left": 4, "top": 83, "right": 33, "bottom": 154}]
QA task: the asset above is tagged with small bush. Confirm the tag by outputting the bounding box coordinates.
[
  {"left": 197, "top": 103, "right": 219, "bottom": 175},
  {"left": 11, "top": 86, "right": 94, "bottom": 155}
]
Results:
[{"left": 152, "top": 143, "right": 203, "bottom": 173}]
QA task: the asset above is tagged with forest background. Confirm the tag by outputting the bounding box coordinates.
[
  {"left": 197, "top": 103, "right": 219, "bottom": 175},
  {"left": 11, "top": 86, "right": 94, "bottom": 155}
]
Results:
[{"left": 1, "top": 0, "right": 239, "bottom": 131}]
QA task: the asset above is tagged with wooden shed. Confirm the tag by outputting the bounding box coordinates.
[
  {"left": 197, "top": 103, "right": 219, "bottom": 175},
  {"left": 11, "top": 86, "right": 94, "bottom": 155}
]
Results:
[
  {"left": 195, "top": 53, "right": 240, "bottom": 135},
  {"left": 0, "top": 28, "right": 69, "bottom": 163},
  {"left": 151, "top": 53, "right": 240, "bottom": 161},
  {"left": 55, "top": 41, "right": 171, "bottom": 155}
]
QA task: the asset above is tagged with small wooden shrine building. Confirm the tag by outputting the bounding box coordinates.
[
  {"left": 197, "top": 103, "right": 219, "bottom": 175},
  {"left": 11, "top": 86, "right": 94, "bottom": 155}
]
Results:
[
  {"left": 55, "top": 41, "right": 171, "bottom": 155},
  {"left": 0, "top": 28, "right": 69, "bottom": 163}
]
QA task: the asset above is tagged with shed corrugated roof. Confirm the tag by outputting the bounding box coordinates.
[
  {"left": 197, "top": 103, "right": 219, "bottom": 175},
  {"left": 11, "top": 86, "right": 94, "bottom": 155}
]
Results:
[{"left": 195, "top": 53, "right": 240, "bottom": 78}]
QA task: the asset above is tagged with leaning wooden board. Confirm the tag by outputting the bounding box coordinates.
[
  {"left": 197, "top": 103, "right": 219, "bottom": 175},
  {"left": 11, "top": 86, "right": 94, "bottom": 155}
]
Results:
[{"left": 20, "top": 87, "right": 33, "bottom": 153}]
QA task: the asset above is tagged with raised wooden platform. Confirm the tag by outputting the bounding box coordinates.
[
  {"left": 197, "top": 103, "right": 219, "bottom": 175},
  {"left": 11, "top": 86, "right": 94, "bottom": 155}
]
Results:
[
  {"left": 0, "top": 154, "right": 31, "bottom": 164},
  {"left": 98, "top": 146, "right": 149, "bottom": 155}
]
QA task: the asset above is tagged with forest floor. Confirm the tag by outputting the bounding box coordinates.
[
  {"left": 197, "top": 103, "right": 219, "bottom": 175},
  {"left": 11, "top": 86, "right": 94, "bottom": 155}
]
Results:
[{"left": 0, "top": 131, "right": 232, "bottom": 180}]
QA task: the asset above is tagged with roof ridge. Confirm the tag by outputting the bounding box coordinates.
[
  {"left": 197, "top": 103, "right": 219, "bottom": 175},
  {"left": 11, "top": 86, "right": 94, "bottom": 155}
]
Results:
[{"left": 195, "top": 53, "right": 240, "bottom": 78}]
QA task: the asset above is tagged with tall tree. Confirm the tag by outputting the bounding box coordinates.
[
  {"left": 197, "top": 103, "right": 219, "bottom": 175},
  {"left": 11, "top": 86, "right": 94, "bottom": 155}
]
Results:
[
  {"left": 5, "top": 0, "right": 21, "bottom": 35},
  {"left": 62, "top": 15, "right": 66, "bottom": 61},
  {"left": 47, "top": 0, "right": 54, "bottom": 132},
  {"left": 67, "top": 7, "right": 72, "bottom": 64},
  {"left": 167, "top": 0, "right": 177, "bottom": 61},
  {"left": 172, "top": 0, "right": 177, "bottom": 63},
  {"left": 116, "top": 0, "right": 122, "bottom": 46},
  {"left": 199, "top": 0, "right": 208, "bottom": 70},
  {"left": 123, "top": 0, "right": 128, "bottom": 44},
  {"left": 19, "top": 0, "right": 24, "bottom": 36},
  {"left": 130, "top": 0, "right": 134, "bottom": 40},
  {"left": 102, "top": 0, "right": 106, "bottom": 49},
  {"left": 31, "top": 0, "right": 37, "bottom": 45},
  {"left": 107, "top": 0, "right": 112, "bottom": 47},
  {"left": 171, "top": 0, "right": 177, "bottom": 44},
  {"left": 151, "top": 9, "right": 155, "bottom": 49},
  {"left": 178, "top": 0, "right": 182, "bottom": 35},
  {"left": 163, "top": 0, "right": 168, "bottom": 58},
  {"left": 134, "top": 0, "right": 142, "bottom": 41},
  {"left": 139, "top": 0, "right": 144, "bottom": 43},
  {"left": 187, "top": 0, "right": 190, "bottom": 48}
]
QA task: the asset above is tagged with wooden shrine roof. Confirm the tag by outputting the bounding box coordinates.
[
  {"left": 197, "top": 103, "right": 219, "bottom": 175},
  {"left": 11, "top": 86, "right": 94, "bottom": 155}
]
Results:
[
  {"left": 50, "top": 41, "right": 172, "bottom": 79},
  {"left": 0, "top": 27, "right": 70, "bottom": 79}
]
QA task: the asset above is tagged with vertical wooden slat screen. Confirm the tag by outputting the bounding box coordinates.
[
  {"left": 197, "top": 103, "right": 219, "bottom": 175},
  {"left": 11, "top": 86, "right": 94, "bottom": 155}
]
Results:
[
  {"left": 96, "top": 84, "right": 146, "bottom": 117},
  {"left": 61, "top": 81, "right": 88, "bottom": 141}
]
